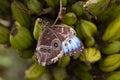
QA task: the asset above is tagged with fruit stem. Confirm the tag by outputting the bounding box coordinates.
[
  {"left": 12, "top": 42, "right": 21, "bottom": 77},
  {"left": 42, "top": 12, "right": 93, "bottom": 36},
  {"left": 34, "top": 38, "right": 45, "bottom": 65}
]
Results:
[{"left": 52, "top": 0, "right": 62, "bottom": 25}]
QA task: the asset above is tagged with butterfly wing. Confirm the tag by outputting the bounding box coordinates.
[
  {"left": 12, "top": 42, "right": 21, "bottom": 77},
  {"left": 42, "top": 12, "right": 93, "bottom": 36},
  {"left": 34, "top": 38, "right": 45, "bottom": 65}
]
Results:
[
  {"left": 35, "top": 26, "right": 63, "bottom": 66},
  {"left": 36, "top": 25, "right": 84, "bottom": 66},
  {"left": 50, "top": 25, "right": 84, "bottom": 56}
]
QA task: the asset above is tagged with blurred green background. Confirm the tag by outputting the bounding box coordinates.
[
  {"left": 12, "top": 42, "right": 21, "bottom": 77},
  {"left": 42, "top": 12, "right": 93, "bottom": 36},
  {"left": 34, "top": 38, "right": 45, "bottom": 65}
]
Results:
[{"left": 0, "top": 45, "right": 32, "bottom": 80}]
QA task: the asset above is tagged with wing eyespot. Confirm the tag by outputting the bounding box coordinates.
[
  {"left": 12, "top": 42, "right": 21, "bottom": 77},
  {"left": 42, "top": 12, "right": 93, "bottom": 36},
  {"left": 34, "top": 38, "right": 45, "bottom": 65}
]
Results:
[
  {"left": 65, "top": 43, "right": 68, "bottom": 47},
  {"left": 51, "top": 39, "right": 61, "bottom": 50},
  {"left": 54, "top": 42, "right": 58, "bottom": 47}
]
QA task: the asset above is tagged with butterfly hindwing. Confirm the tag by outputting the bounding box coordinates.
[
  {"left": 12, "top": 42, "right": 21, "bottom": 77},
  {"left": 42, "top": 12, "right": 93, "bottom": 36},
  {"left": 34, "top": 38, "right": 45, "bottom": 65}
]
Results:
[{"left": 50, "top": 25, "right": 84, "bottom": 56}]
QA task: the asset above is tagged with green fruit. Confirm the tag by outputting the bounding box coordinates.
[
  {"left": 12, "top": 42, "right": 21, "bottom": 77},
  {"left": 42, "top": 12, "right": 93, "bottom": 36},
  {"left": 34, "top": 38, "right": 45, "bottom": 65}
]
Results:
[
  {"left": 102, "top": 41, "right": 120, "bottom": 54},
  {"left": 75, "top": 24, "right": 84, "bottom": 40},
  {"left": 62, "top": 0, "right": 67, "bottom": 6},
  {"left": 79, "top": 20, "right": 97, "bottom": 38},
  {"left": 45, "top": 0, "right": 67, "bottom": 7},
  {"left": 98, "top": 4, "right": 120, "bottom": 23},
  {"left": 85, "top": 36, "right": 95, "bottom": 47},
  {"left": 26, "top": 0, "right": 42, "bottom": 15},
  {"left": 77, "top": 71, "right": 93, "bottom": 80},
  {"left": 11, "top": 1, "right": 30, "bottom": 28},
  {"left": 99, "top": 54, "right": 120, "bottom": 72},
  {"left": 102, "top": 16, "right": 120, "bottom": 42},
  {"left": 80, "top": 48, "right": 101, "bottom": 64},
  {"left": 45, "top": 0, "right": 59, "bottom": 7},
  {"left": 74, "top": 67, "right": 92, "bottom": 80},
  {"left": 0, "top": 25, "right": 10, "bottom": 44},
  {"left": 71, "top": 1, "right": 83, "bottom": 16},
  {"left": 10, "top": 22, "right": 33, "bottom": 50},
  {"left": 33, "top": 18, "right": 44, "bottom": 40},
  {"left": 39, "top": 72, "right": 52, "bottom": 80},
  {"left": 83, "top": 0, "right": 110, "bottom": 16},
  {"left": 106, "top": 71, "right": 120, "bottom": 80},
  {"left": 58, "top": 56, "right": 70, "bottom": 68},
  {"left": 76, "top": 20, "right": 97, "bottom": 47},
  {"left": 19, "top": 49, "right": 34, "bottom": 59},
  {"left": 78, "top": 62, "right": 91, "bottom": 71},
  {"left": 53, "top": 67, "right": 68, "bottom": 80},
  {"left": 32, "top": 54, "right": 38, "bottom": 62},
  {"left": 25, "top": 63, "right": 45, "bottom": 79},
  {"left": 74, "top": 61, "right": 92, "bottom": 80},
  {"left": 63, "top": 12, "right": 77, "bottom": 25}
]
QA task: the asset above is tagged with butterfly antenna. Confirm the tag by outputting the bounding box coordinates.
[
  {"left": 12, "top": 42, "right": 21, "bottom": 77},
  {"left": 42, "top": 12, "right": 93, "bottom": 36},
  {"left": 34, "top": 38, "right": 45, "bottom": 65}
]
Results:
[{"left": 52, "top": 0, "right": 62, "bottom": 26}]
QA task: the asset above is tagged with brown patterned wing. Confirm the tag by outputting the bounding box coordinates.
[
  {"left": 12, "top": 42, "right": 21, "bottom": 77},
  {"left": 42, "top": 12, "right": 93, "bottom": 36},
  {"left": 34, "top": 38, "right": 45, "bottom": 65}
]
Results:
[
  {"left": 50, "top": 25, "right": 84, "bottom": 56},
  {"left": 35, "top": 26, "right": 63, "bottom": 66}
]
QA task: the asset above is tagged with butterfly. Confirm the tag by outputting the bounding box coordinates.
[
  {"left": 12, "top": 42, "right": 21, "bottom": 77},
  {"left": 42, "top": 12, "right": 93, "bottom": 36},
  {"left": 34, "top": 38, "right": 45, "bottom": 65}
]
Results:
[{"left": 35, "top": 25, "right": 84, "bottom": 66}]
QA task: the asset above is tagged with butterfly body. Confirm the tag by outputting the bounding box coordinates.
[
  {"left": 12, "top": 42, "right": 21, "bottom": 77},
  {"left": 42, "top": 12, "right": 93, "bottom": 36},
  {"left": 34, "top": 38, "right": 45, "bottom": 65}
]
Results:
[{"left": 36, "top": 25, "right": 84, "bottom": 66}]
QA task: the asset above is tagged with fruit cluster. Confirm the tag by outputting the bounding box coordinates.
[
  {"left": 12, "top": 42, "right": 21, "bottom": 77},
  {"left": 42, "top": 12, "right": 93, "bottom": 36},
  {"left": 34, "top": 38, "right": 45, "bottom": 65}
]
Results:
[{"left": 0, "top": 0, "right": 120, "bottom": 80}]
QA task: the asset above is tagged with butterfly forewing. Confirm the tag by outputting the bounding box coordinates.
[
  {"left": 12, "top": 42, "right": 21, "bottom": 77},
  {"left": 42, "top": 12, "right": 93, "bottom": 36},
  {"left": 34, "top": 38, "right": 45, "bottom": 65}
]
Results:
[{"left": 36, "top": 26, "right": 63, "bottom": 66}]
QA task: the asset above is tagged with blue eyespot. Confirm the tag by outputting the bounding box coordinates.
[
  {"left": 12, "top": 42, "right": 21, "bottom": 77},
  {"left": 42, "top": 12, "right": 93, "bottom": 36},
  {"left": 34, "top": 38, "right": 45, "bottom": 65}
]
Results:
[
  {"left": 62, "top": 42, "right": 68, "bottom": 54},
  {"left": 67, "top": 42, "right": 73, "bottom": 52},
  {"left": 62, "top": 36, "right": 82, "bottom": 54}
]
